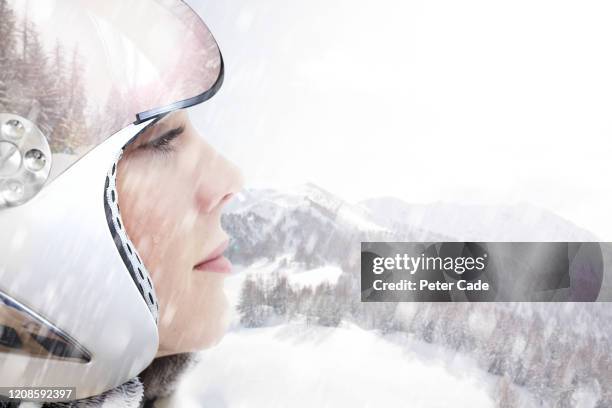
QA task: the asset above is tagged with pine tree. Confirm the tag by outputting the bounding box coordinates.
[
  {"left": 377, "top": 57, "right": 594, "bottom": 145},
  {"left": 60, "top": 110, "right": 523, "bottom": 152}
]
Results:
[
  {"left": 0, "top": 0, "right": 16, "bottom": 110},
  {"left": 296, "top": 286, "right": 314, "bottom": 320},
  {"left": 497, "top": 376, "right": 520, "bottom": 408},
  {"left": 43, "top": 42, "right": 68, "bottom": 136},
  {"left": 101, "top": 85, "right": 129, "bottom": 137},
  {"left": 48, "top": 42, "right": 72, "bottom": 151},
  {"left": 268, "top": 273, "right": 292, "bottom": 317},
  {"left": 0, "top": 0, "right": 16, "bottom": 61},
  {"left": 53, "top": 46, "right": 88, "bottom": 153},
  {"left": 0, "top": 67, "right": 10, "bottom": 111},
  {"left": 237, "top": 275, "right": 268, "bottom": 328},
  {"left": 311, "top": 282, "right": 342, "bottom": 327},
  {"left": 20, "top": 24, "right": 52, "bottom": 128},
  {"left": 0, "top": 1, "right": 92, "bottom": 155},
  {"left": 0, "top": 78, "right": 7, "bottom": 110}
]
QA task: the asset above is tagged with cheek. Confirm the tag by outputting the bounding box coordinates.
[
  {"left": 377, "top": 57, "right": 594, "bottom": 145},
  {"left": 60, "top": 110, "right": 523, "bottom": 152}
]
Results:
[
  {"left": 117, "top": 153, "right": 230, "bottom": 352},
  {"left": 158, "top": 272, "right": 230, "bottom": 351},
  {"left": 117, "top": 161, "right": 196, "bottom": 275}
]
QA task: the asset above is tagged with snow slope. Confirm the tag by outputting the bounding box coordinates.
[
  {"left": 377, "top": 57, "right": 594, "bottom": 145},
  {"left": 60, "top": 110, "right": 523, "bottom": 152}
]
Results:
[
  {"left": 182, "top": 260, "right": 503, "bottom": 407},
  {"left": 177, "top": 323, "right": 499, "bottom": 408},
  {"left": 287, "top": 265, "right": 342, "bottom": 288}
]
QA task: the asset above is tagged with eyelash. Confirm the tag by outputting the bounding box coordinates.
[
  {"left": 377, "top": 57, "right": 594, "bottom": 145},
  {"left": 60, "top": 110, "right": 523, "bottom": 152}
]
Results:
[{"left": 145, "top": 126, "right": 184, "bottom": 155}]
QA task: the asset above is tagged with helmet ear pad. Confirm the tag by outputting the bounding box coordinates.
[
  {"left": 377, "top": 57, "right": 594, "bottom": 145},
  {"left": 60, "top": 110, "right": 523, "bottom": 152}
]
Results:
[
  {"left": 104, "top": 149, "right": 159, "bottom": 323},
  {"left": 0, "top": 121, "right": 159, "bottom": 399}
]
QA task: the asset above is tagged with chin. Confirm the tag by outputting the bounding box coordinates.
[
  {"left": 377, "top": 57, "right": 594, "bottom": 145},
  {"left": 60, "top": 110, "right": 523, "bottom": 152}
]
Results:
[{"left": 193, "top": 293, "right": 231, "bottom": 351}]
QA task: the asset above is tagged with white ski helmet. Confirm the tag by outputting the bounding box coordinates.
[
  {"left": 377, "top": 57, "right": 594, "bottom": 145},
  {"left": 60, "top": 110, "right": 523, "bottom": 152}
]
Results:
[{"left": 0, "top": 0, "right": 223, "bottom": 399}]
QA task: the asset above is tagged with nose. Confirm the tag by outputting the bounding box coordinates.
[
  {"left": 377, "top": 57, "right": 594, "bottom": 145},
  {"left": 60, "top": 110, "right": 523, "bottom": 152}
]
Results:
[{"left": 194, "top": 151, "right": 244, "bottom": 215}]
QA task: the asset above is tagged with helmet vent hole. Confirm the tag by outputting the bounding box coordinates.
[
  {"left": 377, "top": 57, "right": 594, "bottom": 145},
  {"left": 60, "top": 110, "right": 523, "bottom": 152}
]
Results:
[{"left": 105, "top": 149, "right": 159, "bottom": 324}]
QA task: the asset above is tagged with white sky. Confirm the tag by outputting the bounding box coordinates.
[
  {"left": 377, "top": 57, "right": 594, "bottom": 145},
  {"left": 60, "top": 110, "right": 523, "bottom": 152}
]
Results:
[{"left": 187, "top": 0, "right": 612, "bottom": 239}]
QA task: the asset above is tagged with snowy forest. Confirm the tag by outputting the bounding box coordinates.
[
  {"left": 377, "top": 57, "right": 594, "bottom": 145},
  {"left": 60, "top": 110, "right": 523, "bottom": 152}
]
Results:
[
  {"left": 0, "top": 0, "right": 170, "bottom": 160},
  {"left": 237, "top": 273, "right": 611, "bottom": 407},
  {"left": 224, "top": 185, "right": 612, "bottom": 407},
  {"left": 0, "top": 0, "right": 90, "bottom": 154}
]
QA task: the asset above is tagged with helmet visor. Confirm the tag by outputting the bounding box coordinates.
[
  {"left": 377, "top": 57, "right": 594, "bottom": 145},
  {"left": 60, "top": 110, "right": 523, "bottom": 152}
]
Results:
[
  {"left": 0, "top": 0, "right": 223, "bottom": 181},
  {"left": 0, "top": 291, "right": 90, "bottom": 363}
]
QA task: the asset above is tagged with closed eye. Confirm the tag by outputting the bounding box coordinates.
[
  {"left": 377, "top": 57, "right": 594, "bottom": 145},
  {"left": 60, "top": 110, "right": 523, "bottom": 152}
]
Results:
[{"left": 143, "top": 125, "right": 185, "bottom": 154}]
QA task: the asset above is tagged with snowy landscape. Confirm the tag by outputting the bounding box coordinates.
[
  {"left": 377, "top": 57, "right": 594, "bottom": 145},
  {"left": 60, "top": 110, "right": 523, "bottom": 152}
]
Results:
[
  {"left": 174, "top": 184, "right": 611, "bottom": 407},
  {"left": 2, "top": 0, "right": 611, "bottom": 406}
]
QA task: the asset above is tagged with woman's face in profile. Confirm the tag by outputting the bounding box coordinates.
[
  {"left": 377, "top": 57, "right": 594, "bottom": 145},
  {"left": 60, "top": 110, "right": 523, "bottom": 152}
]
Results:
[{"left": 116, "top": 110, "right": 243, "bottom": 357}]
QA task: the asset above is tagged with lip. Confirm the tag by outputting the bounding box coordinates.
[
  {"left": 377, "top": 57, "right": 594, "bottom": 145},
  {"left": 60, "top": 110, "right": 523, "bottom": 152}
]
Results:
[{"left": 194, "top": 240, "right": 232, "bottom": 274}]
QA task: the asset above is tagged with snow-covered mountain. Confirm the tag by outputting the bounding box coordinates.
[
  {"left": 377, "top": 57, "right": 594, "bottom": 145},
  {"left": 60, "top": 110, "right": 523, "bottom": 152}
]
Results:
[
  {"left": 359, "top": 197, "right": 599, "bottom": 242},
  {"left": 222, "top": 184, "right": 612, "bottom": 298},
  {"left": 222, "top": 183, "right": 449, "bottom": 268},
  {"left": 218, "top": 184, "right": 612, "bottom": 406},
  {"left": 358, "top": 197, "right": 612, "bottom": 299}
]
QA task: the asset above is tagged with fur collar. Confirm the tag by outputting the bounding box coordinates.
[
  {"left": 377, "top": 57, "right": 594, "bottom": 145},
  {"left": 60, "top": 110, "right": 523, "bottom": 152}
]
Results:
[{"left": 0, "top": 353, "right": 199, "bottom": 408}]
